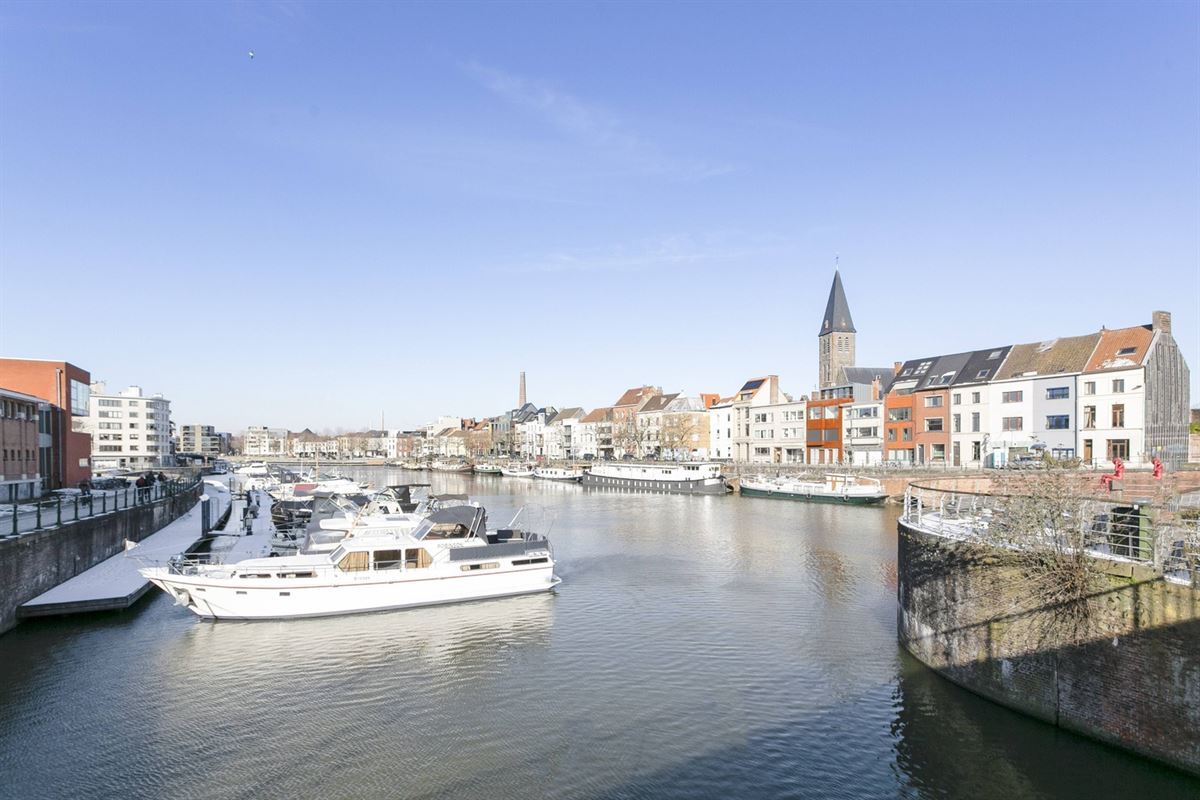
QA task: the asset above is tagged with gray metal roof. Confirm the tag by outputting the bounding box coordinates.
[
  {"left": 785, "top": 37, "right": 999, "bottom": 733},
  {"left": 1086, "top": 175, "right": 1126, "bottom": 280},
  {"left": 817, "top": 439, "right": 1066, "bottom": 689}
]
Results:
[
  {"left": 818, "top": 270, "right": 856, "bottom": 335},
  {"left": 913, "top": 352, "right": 973, "bottom": 391}
]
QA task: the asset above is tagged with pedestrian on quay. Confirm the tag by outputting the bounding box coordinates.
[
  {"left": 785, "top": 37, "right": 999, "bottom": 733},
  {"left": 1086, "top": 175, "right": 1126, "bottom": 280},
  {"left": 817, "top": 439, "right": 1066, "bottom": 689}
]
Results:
[{"left": 135, "top": 475, "right": 148, "bottom": 502}]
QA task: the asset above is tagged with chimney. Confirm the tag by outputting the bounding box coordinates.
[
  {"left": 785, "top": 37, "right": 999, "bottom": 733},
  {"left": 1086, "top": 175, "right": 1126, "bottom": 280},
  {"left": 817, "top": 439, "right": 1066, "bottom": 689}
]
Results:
[
  {"left": 1152, "top": 310, "right": 1171, "bottom": 334},
  {"left": 893, "top": 361, "right": 903, "bottom": 375},
  {"left": 519, "top": 371, "right": 526, "bottom": 407}
]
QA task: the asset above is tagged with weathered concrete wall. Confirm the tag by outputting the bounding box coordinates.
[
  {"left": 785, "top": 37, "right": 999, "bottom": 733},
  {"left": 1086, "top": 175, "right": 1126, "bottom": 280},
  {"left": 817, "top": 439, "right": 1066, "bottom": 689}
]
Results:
[
  {"left": 898, "top": 521, "right": 1200, "bottom": 776},
  {"left": 0, "top": 485, "right": 199, "bottom": 635}
]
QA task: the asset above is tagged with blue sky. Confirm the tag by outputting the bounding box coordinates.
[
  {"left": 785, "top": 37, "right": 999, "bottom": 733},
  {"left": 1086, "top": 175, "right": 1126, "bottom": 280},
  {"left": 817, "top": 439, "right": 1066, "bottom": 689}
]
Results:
[{"left": 1, "top": 1, "right": 1196, "bottom": 432}]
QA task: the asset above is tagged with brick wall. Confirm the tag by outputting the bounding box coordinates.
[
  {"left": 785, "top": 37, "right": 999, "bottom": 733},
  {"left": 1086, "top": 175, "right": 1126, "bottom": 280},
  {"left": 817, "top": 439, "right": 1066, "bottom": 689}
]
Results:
[{"left": 898, "top": 522, "right": 1200, "bottom": 776}]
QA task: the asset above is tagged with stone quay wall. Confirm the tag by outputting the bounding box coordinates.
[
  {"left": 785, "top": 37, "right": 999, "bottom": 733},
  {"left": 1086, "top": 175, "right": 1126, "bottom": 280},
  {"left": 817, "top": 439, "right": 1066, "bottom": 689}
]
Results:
[
  {"left": 898, "top": 520, "right": 1200, "bottom": 776},
  {"left": 0, "top": 484, "right": 200, "bottom": 634}
]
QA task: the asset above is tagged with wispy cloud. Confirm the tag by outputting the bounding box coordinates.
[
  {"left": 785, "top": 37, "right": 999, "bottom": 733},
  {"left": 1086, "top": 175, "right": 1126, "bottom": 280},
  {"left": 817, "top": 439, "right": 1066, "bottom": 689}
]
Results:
[
  {"left": 462, "top": 61, "right": 733, "bottom": 181},
  {"left": 500, "top": 233, "right": 789, "bottom": 274}
]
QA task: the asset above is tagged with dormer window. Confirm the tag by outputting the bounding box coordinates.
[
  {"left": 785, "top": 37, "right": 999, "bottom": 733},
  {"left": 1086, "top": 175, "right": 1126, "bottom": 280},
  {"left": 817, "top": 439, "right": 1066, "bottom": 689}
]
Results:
[
  {"left": 1116, "top": 347, "right": 1137, "bottom": 356},
  {"left": 987, "top": 350, "right": 1003, "bottom": 360},
  {"left": 975, "top": 369, "right": 990, "bottom": 380}
]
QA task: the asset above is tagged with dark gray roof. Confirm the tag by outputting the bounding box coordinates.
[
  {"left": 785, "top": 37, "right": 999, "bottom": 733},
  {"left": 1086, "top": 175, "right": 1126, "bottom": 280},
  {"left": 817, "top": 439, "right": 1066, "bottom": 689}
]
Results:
[
  {"left": 913, "top": 352, "right": 973, "bottom": 391},
  {"left": 839, "top": 366, "right": 889, "bottom": 386},
  {"left": 884, "top": 355, "right": 941, "bottom": 393},
  {"left": 818, "top": 270, "right": 855, "bottom": 335},
  {"left": 953, "top": 346, "right": 1013, "bottom": 386}
]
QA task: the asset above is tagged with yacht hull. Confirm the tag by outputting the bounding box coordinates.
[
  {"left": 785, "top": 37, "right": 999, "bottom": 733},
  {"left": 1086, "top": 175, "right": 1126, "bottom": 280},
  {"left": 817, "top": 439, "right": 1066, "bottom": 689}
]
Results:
[
  {"left": 581, "top": 473, "right": 728, "bottom": 495},
  {"left": 738, "top": 485, "right": 887, "bottom": 504},
  {"left": 143, "top": 566, "right": 558, "bottom": 620}
]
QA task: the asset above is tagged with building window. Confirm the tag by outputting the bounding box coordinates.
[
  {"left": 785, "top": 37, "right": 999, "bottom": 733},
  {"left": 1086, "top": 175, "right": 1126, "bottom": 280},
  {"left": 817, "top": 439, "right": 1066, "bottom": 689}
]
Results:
[
  {"left": 887, "top": 429, "right": 897, "bottom": 442},
  {"left": 971, "top": 441, "right": 982, "bottom": 461},
  {"left": 1108, "top": 439, "right": 1130, "bottom": 460},
  {"left": 952, "top": 393, "right": 961, "bottom": 405},
  {"left": 1112, "top": 379, "right": 1125, "bottom": 393},
  {"left": 1112, "top": 404, "right": 1125, "bottom": 428},
  {"left": 1046, "top": 415, "right": 1070, "bottom": 430},
  {"left": 1083, "top": 405, "right": 1096, "bottom": 428},
  {"left": 1051, "top": 448, "right": 1075, "bottom": 459},
  {"left": 1046, "top": 387, "right": 1070, "bottom": 400},
  {"left": 971, "top": 391, "right": 981, "bottom": 404},
  {"left": 923, "top": 396, "right": 943, "bottom": 408},
  {"left": 975, "top": 369, "right": 990, "bottom": 380},
  {"left": 952, "top": 414, "right": 961, "bottom": 433},
  {"left": 930, "top": 443, "right": 946, "bottom": 461},
  {"left": 1083, "top": 381, "right": 1096, "bottom": 395},
  {"left": 1002, "top": 417, "right": 1023, "bottom": 431},
  {"left": 901, "top": 428, "right": 912, "bottom": 442},
  {"left": 971, "top": 412, "right": 980, "bottom": 432},
  {"left": 69, "top": 380, "right": 90, "bottom": 415},
  {"left": 925, "top": 417, "right": 944, "bottom": 432},
  {"left": 1002, "top": 391, "right": 1023, "bottom": 403}
]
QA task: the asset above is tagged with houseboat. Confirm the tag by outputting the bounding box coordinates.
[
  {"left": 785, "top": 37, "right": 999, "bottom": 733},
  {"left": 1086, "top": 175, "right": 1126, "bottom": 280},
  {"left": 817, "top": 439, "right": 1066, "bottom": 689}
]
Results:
[
  {"left": 739, "top": 474, "right": 888, "bottom": 505},
  {"left": 581, "top": 462, "right": 730, "bottom": 495},
  {"left": 473, "top": 463, "right": 503, "bottom": 474},
  {"left": 430, "top": 460, "right": 472, "bottom": 473},
  {"left": 141, "top": 505, "right": 558, "bottom": 620},
  {"left": 501, "top": 464, "right": 536, "bottom": 478},
  {"left": 533, "top": 466, "right": 584, "bottom": 482}
]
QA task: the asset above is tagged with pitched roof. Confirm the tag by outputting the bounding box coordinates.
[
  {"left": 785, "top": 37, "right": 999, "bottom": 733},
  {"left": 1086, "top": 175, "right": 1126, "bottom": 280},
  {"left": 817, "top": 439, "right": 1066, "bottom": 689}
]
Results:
[
  {"left": 1085, "top": 325, "right": 1153, "bottom": 373},
  {"left": 818, "top": 270, "right": 855, "bottom": 335},
  {"left": 995, "top": 332, "right": 1101, "bottom": 380},
  {"left": 638, "top": 393, "right": 679, "bottom": 413},
  {"left": 613, "top": 386, "right": 660, "bottom": 407},
  {"left": 581, "top": 407, "right": 613, "bottom": 423},
  {"left": 913, "top": 352, "right": 973, "bottom": 391},
  {"left": 547, "top": 407, "right": 585, "bottom": 424},
  {"left": 839, "top": 366, "right": 889, "bottom": 386},
  {"left": 953, "top": 346, "right": 1013, "bottom": 386},
  {"left": 884, "top": 356, "right": 942, "bottom": 393}
]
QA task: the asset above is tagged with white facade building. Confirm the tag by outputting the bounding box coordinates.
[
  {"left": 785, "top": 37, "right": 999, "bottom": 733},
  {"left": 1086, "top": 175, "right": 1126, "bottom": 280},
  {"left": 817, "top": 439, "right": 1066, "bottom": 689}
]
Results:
[
  {"left": 87, "top": 383, "right": 173, "bottom": 472},
  {"left": 842, "top": 401, "right": 883, "bottom": 466},
  {"left": 244, "top": 426, "right": 290, "bottom": 457},
  {"left": 708, "top": 400, "right": 734, "bottom": 461},
  {"left": 746, "top": 399, "right": 808, "bottom": 465}
]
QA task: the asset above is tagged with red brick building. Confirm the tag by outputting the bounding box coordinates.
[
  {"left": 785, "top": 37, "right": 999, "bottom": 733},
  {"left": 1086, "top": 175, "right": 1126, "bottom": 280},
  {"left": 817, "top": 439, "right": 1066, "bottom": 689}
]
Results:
[
  {"left": 0, "top": 388, "right": 45, "bottom": 501},
  {"left": 0, "top": 359, "right": 93, "bottom": 488}
]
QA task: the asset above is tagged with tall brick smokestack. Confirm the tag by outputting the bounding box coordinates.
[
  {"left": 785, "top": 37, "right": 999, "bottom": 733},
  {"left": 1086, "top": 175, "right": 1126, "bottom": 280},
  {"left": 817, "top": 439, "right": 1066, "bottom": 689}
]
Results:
[{"left": 519, "top": 371, "right": 526, "bottom": 407}]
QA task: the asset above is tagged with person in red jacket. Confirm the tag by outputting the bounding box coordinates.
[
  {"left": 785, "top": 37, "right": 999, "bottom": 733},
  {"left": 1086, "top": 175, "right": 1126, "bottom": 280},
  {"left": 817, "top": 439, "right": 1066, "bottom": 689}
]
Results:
[{"left": 1152, "top": 456, "right": 1164, "bottom": 480}]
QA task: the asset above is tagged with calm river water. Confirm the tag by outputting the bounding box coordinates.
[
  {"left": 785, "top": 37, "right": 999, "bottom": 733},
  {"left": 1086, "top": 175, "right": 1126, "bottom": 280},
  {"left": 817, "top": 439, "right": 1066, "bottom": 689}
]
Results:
[{"left": 0, "top": 468, "right": 1196, "bottom": 800}]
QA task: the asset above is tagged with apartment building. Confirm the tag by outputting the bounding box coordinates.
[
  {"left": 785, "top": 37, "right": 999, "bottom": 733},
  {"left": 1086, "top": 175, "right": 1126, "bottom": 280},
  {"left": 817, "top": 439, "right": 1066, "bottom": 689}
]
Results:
[{"left": 84, "top": 383, "right": 173, "bottom": 472}]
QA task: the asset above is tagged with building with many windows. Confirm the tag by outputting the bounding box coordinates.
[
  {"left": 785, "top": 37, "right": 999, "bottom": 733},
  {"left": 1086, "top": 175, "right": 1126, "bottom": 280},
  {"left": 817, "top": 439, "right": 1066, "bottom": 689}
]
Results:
[
  {"left": 0, "top": 388, "right": 48, "bottom": 501},
  {"left": 176, "top": 424, "right": 231, "bottom": 458},
  {"left": 85, "top": 383, "right": 173, "bottom": 472},
  {"left": 0, "top": 358, "right": 93, "bottom": 488},
  {"left": 243, "top": 426, "right": 290, "bottom": 457}
]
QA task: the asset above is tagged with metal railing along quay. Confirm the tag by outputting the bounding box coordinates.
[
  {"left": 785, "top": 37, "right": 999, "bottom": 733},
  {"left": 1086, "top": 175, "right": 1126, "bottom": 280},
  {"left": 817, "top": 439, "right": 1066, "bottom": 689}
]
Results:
[
  {"left": 901, "top": 481, "right": 1200, "bottom": 587},
  {"left": 1, "top": 474, "right": 203, "bottom": 538}
]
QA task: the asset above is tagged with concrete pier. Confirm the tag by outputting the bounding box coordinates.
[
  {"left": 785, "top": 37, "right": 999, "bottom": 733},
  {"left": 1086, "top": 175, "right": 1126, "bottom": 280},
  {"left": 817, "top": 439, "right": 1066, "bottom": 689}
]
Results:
[{"left": 17, "top": 481, "right": 232, "bottom": 618}]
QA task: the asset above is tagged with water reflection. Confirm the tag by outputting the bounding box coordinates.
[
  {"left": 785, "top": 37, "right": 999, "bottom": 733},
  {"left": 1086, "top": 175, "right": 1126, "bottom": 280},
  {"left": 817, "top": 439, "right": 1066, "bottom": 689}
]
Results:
[{"left": 0, "top": 468, "right": 1195, "bottom": 800}]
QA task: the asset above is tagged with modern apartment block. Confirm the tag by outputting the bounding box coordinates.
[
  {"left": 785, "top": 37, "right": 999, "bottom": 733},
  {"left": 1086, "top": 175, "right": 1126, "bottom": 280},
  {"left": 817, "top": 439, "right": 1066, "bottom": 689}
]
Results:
[
  {"left": 177, "top": 424, "right": 230, "bottom": 458},
  {"left": 244, "top": 426, "right": 290, "bottom": 457},
  {"left": 0, "top": 358, "right": 93, "bottom": 488},
  {"left": 85, "top": 383, "right": 174, "bottom": 472}
]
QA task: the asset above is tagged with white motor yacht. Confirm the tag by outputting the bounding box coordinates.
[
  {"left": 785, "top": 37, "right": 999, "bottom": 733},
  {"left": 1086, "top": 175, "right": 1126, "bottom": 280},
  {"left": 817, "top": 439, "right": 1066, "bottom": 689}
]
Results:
[
  {"left": 142, "top": 505, "right": 559, "bottom": 620},
  {"left": 739, "top": 473, "right": 888, "bottom": 505},
  {"left": 501, "top": 464, "right": 536, "bottom": 478}
]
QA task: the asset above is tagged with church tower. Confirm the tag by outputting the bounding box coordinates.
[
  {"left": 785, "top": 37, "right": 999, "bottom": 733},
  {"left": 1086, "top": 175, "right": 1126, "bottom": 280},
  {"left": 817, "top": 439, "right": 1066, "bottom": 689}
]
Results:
[{"left": 818, "top": 270, "right": 856, "bottom": 389}]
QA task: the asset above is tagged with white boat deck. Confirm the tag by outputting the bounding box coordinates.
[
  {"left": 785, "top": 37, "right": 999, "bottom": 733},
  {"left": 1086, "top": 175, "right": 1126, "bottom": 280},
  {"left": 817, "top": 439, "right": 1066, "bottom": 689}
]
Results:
[{"left": 19, "top": 481, "right": 232, "bottom": 617}]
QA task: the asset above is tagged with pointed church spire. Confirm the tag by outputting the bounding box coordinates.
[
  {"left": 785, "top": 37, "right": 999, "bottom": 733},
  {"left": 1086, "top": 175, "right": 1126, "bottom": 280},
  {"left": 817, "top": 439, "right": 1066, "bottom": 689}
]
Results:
[{"left": 819, "top": 269, "right": 856, "bottom": 336}]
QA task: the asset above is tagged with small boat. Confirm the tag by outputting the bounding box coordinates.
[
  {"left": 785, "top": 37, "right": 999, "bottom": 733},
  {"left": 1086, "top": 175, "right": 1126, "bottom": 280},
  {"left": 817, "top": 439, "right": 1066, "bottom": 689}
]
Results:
[
  {"left": 533, "top": 466, "right": 584, "bottom": 482},
  {"left": 739, "top": 473, "right": 888, "bottom": 505},
  {"left": 501, "top": 464, "right": 536, "bottom": 478},
  {"left": 430, "top": 460, "right": 473, "bottom": 473},
  {"left": 581, "top": 462, "right": 730, "bottom": 495},
  {"left": 400, "top": 461, "right": 426, "bottom": 471},
  {"left": 473, "top": 463, "right": 503, "bottom": 474},
  {"left": 141, "top": 504, "right": 559, "bottom": 620}
]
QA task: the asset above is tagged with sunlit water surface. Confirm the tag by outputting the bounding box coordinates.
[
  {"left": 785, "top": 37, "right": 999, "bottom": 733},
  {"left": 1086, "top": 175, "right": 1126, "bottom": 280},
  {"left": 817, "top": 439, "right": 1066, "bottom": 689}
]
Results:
[{"left": 1, "top": 469, "right": 1196, "bottom": 800}]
